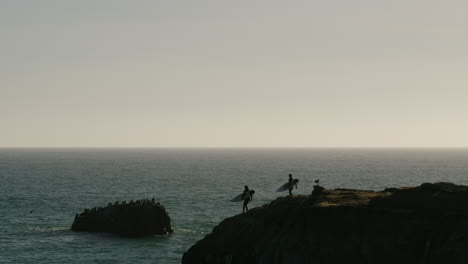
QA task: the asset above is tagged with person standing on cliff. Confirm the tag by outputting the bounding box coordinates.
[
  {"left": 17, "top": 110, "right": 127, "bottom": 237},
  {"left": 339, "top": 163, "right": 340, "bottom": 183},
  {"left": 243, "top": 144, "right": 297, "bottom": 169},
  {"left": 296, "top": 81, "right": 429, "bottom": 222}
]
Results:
[
  {"left": 243, "top": 185, "right": 253, "bottom": 213},
  {"left": 288, "top": 174, "right": 295, "bottom": 196}
]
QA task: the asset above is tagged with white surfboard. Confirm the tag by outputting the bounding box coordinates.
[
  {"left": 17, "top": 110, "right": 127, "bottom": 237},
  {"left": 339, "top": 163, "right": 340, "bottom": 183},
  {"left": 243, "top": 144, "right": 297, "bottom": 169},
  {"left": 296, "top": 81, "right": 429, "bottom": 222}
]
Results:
[
  {"left": 231, "top": 190, "right": 255, "bottom": 202},
  {"left": 276, "top": 179, "right": 299, "bottom": 192}
]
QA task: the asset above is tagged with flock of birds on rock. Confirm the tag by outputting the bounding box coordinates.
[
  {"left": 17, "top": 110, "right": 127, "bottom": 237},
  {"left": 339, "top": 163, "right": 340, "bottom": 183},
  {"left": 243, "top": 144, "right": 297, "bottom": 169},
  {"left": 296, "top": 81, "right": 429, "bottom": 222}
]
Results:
[{"left": 74, "top": 197, "right": 165, "bottom": 219}]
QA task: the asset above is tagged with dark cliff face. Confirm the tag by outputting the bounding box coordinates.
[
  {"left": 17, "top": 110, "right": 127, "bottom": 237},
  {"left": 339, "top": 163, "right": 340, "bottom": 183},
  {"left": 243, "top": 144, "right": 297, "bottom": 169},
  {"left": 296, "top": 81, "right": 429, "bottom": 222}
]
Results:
[
  {"left": 182, "top": 183, "right": 468, "bottom": 264},
  {"left": 72, "top": 199, "right": 173, "bottom": 237}
]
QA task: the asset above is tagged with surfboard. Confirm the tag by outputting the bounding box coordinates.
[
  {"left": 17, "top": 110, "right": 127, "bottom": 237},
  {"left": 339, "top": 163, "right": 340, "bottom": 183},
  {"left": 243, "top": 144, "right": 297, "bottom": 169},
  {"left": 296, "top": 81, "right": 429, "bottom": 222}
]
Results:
[
  {"left": 276, "top": 179, "right": 299, "bottom": 192},
  {"left": 231, "top": 190, "right": 255, "bottom": 202}
]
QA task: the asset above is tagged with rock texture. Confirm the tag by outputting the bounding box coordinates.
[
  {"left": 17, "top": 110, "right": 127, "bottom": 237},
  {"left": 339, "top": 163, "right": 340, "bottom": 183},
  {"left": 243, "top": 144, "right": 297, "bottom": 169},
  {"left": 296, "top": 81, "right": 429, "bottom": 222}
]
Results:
[
  {"left": 72, "top": 199, "right": 173, "bottom": 237},
  {"left": 182, "top": 183, "right": 468, "bottom": 264}
]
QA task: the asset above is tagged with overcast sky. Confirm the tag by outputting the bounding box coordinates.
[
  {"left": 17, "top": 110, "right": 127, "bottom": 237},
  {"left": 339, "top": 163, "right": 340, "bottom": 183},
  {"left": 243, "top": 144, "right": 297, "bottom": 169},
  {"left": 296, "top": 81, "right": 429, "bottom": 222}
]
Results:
[{"left": 2, "top": 0, "right": 468, "bottom": 147}]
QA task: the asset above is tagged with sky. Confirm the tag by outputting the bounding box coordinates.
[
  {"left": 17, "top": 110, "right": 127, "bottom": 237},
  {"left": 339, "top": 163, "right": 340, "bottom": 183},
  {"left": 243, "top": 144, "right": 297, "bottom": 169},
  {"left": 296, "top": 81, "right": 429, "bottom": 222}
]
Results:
[{"left": 2, "top": 0, "right": 468, "bottom": 147}]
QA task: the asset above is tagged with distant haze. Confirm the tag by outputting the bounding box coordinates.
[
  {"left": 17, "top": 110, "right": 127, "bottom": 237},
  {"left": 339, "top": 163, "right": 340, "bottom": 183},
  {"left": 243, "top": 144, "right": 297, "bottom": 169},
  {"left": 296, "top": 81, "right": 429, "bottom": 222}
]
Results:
[{"left": 2, "top": 0, "right": 468, "bottom": 147}]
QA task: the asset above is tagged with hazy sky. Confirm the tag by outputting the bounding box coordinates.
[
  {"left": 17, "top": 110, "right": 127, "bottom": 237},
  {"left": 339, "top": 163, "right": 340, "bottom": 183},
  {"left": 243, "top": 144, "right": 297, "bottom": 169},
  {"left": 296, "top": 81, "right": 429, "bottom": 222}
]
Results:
[{"left": 2, "top": 0, "right": 468, "bottom": 147}]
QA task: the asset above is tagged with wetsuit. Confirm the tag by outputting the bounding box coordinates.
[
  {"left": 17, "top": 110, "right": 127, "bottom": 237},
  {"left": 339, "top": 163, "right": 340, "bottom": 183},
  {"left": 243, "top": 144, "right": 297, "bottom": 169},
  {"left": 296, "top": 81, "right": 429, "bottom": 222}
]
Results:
[
  {"left": 288, "top": 177, "right": 293, "bottom": 196},
  {"left": 243, "top": 189, "right": 252, "bottom": 213}
]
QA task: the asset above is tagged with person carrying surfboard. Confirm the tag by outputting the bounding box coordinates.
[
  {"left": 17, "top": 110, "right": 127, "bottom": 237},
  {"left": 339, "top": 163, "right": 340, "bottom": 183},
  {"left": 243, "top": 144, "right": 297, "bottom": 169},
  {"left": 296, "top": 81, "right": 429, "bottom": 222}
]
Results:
[
  {"left": 288, "top": 174, "right": 297, "bottom": 196},
  {"left": 243, "top": 185, "right": 253, "bottom": 213}
]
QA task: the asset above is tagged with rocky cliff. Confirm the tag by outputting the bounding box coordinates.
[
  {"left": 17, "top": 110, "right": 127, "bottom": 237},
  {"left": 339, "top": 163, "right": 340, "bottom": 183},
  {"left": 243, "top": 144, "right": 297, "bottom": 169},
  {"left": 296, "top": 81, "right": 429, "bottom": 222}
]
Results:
[
  {"left": 182, "top": 183, "right": 468, "bottom": 264},
  {"left": 72, "top": 198, "right": 173, "bottom": 237}
]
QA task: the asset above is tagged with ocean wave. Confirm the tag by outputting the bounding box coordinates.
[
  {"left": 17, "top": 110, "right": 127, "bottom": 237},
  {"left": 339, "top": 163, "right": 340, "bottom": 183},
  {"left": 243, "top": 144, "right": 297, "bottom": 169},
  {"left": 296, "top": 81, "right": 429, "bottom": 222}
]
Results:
[
  {"left": 26, "top": 226, "right": 69, "bottom": 233},
  {"left": 173, "top": 227, "right": 208, "bottom": 235},
  {"left": 0, "top": 195, "right": 27, "bottom": 201}
]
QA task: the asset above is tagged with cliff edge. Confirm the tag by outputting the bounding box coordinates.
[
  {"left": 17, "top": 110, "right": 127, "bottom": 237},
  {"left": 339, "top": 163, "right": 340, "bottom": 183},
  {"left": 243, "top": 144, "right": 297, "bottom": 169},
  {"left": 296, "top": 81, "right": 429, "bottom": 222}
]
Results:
[{"left": 182, "top": 182, "right": 468, "bottom": 264}]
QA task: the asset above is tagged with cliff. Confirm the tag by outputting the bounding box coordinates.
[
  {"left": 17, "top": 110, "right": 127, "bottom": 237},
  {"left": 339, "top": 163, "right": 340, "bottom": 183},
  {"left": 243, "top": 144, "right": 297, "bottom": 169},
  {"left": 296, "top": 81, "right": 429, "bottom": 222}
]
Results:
[
  {"left": 72, "top": 198, "right": 173, "bottom": 237},
  {"left": 182, "top": 183, "right": 468, "bottom": 264}
]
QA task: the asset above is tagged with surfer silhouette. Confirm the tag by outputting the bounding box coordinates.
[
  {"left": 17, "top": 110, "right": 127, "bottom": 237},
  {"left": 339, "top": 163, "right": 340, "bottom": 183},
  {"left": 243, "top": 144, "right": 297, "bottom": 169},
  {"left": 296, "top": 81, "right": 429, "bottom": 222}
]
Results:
[
  {"left": 243, "top": 186, "right": 253, "bottom": 213},
  {"left": 288, "top": 174, "right": 295, "bottom": 196}
]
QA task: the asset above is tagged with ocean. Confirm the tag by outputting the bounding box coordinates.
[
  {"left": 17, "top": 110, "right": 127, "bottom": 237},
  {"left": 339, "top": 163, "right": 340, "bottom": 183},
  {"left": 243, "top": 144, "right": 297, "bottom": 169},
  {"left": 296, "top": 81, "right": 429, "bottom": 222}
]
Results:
[{"left": 1, "top": 148, "right": 468, "bottom": 263}]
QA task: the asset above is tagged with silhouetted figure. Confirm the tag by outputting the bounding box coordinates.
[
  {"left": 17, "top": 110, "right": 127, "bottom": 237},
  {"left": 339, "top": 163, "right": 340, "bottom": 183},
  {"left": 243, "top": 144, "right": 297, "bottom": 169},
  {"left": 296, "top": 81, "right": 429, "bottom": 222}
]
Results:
[
  {"left": 243, "top": 186, "right": 253, "bottom": 213},
  {"left": 288, "top": 174, "right": 294, "bottom": 196},
  {"left": 314, "top": 179, "right": 320, "bottom": 185},
  {"left": 312, "top": 184, "right": 325, "bottom": 196}
]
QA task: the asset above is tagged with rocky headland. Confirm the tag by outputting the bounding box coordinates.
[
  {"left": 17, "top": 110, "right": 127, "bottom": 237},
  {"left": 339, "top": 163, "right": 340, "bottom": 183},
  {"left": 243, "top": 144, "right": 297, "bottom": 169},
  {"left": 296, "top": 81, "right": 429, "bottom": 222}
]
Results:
[
  {"left": 182, "top": 182, "right": 468, "bottom": 264},
  {"left": 72, "top": 198, "right": 173, "bottom": 237}
]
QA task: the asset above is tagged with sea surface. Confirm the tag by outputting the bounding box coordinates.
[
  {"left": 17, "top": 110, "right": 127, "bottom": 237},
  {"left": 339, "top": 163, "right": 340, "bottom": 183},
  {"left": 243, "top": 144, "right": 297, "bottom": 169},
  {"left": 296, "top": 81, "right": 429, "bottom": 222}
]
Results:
[{"left": 1, "top": 148, "right": 468, "bottom": 263}]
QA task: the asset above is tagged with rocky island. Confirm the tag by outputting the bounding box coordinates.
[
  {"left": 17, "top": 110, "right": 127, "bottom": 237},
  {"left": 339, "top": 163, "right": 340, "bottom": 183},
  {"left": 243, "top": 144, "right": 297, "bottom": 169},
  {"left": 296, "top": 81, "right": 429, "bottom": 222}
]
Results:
[
  {"left": 182, "top": 183, "right": 468, "bottom": 264},
  {"left": 72, "top": 198, "right": 173, "bottom": 237}
]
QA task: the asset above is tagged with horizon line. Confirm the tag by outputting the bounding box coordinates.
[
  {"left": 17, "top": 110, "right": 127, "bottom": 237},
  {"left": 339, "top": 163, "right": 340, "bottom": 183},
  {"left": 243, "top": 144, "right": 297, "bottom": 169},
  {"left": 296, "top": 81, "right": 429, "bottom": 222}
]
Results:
[{"left": 2, "top": 146, "right": 468, "bottom": 149}]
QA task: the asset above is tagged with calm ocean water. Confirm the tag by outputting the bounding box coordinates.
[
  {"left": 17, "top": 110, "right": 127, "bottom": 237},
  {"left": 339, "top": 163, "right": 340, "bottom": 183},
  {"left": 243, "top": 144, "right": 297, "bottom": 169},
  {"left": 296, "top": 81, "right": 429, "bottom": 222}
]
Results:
[{"left": 1, "top": 148, "right": 468, "bottom": 263}]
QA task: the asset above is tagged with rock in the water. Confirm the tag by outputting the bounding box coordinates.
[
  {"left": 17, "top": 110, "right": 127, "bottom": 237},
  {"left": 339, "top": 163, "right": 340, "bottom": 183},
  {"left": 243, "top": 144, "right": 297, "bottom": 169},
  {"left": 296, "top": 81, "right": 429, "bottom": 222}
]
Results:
[
  {"left": 72, "top": 199, "right": 173, "bottom": 237},
  {"left": 182, "top": 182, "right": 468, "bottom": 264}
]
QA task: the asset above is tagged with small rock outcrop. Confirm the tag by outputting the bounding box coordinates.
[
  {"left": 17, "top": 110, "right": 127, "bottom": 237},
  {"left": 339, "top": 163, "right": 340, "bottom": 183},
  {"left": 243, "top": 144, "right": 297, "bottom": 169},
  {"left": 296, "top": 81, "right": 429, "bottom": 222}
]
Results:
[
  {"left": 72, "top": 198, "right": 173, "bottom": 237},
  {"left": 311, "top": 184, "right": 325, "bottom": 195},
  {"left": 182, "top": 182, "right": 468, "bottom": 264}
]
